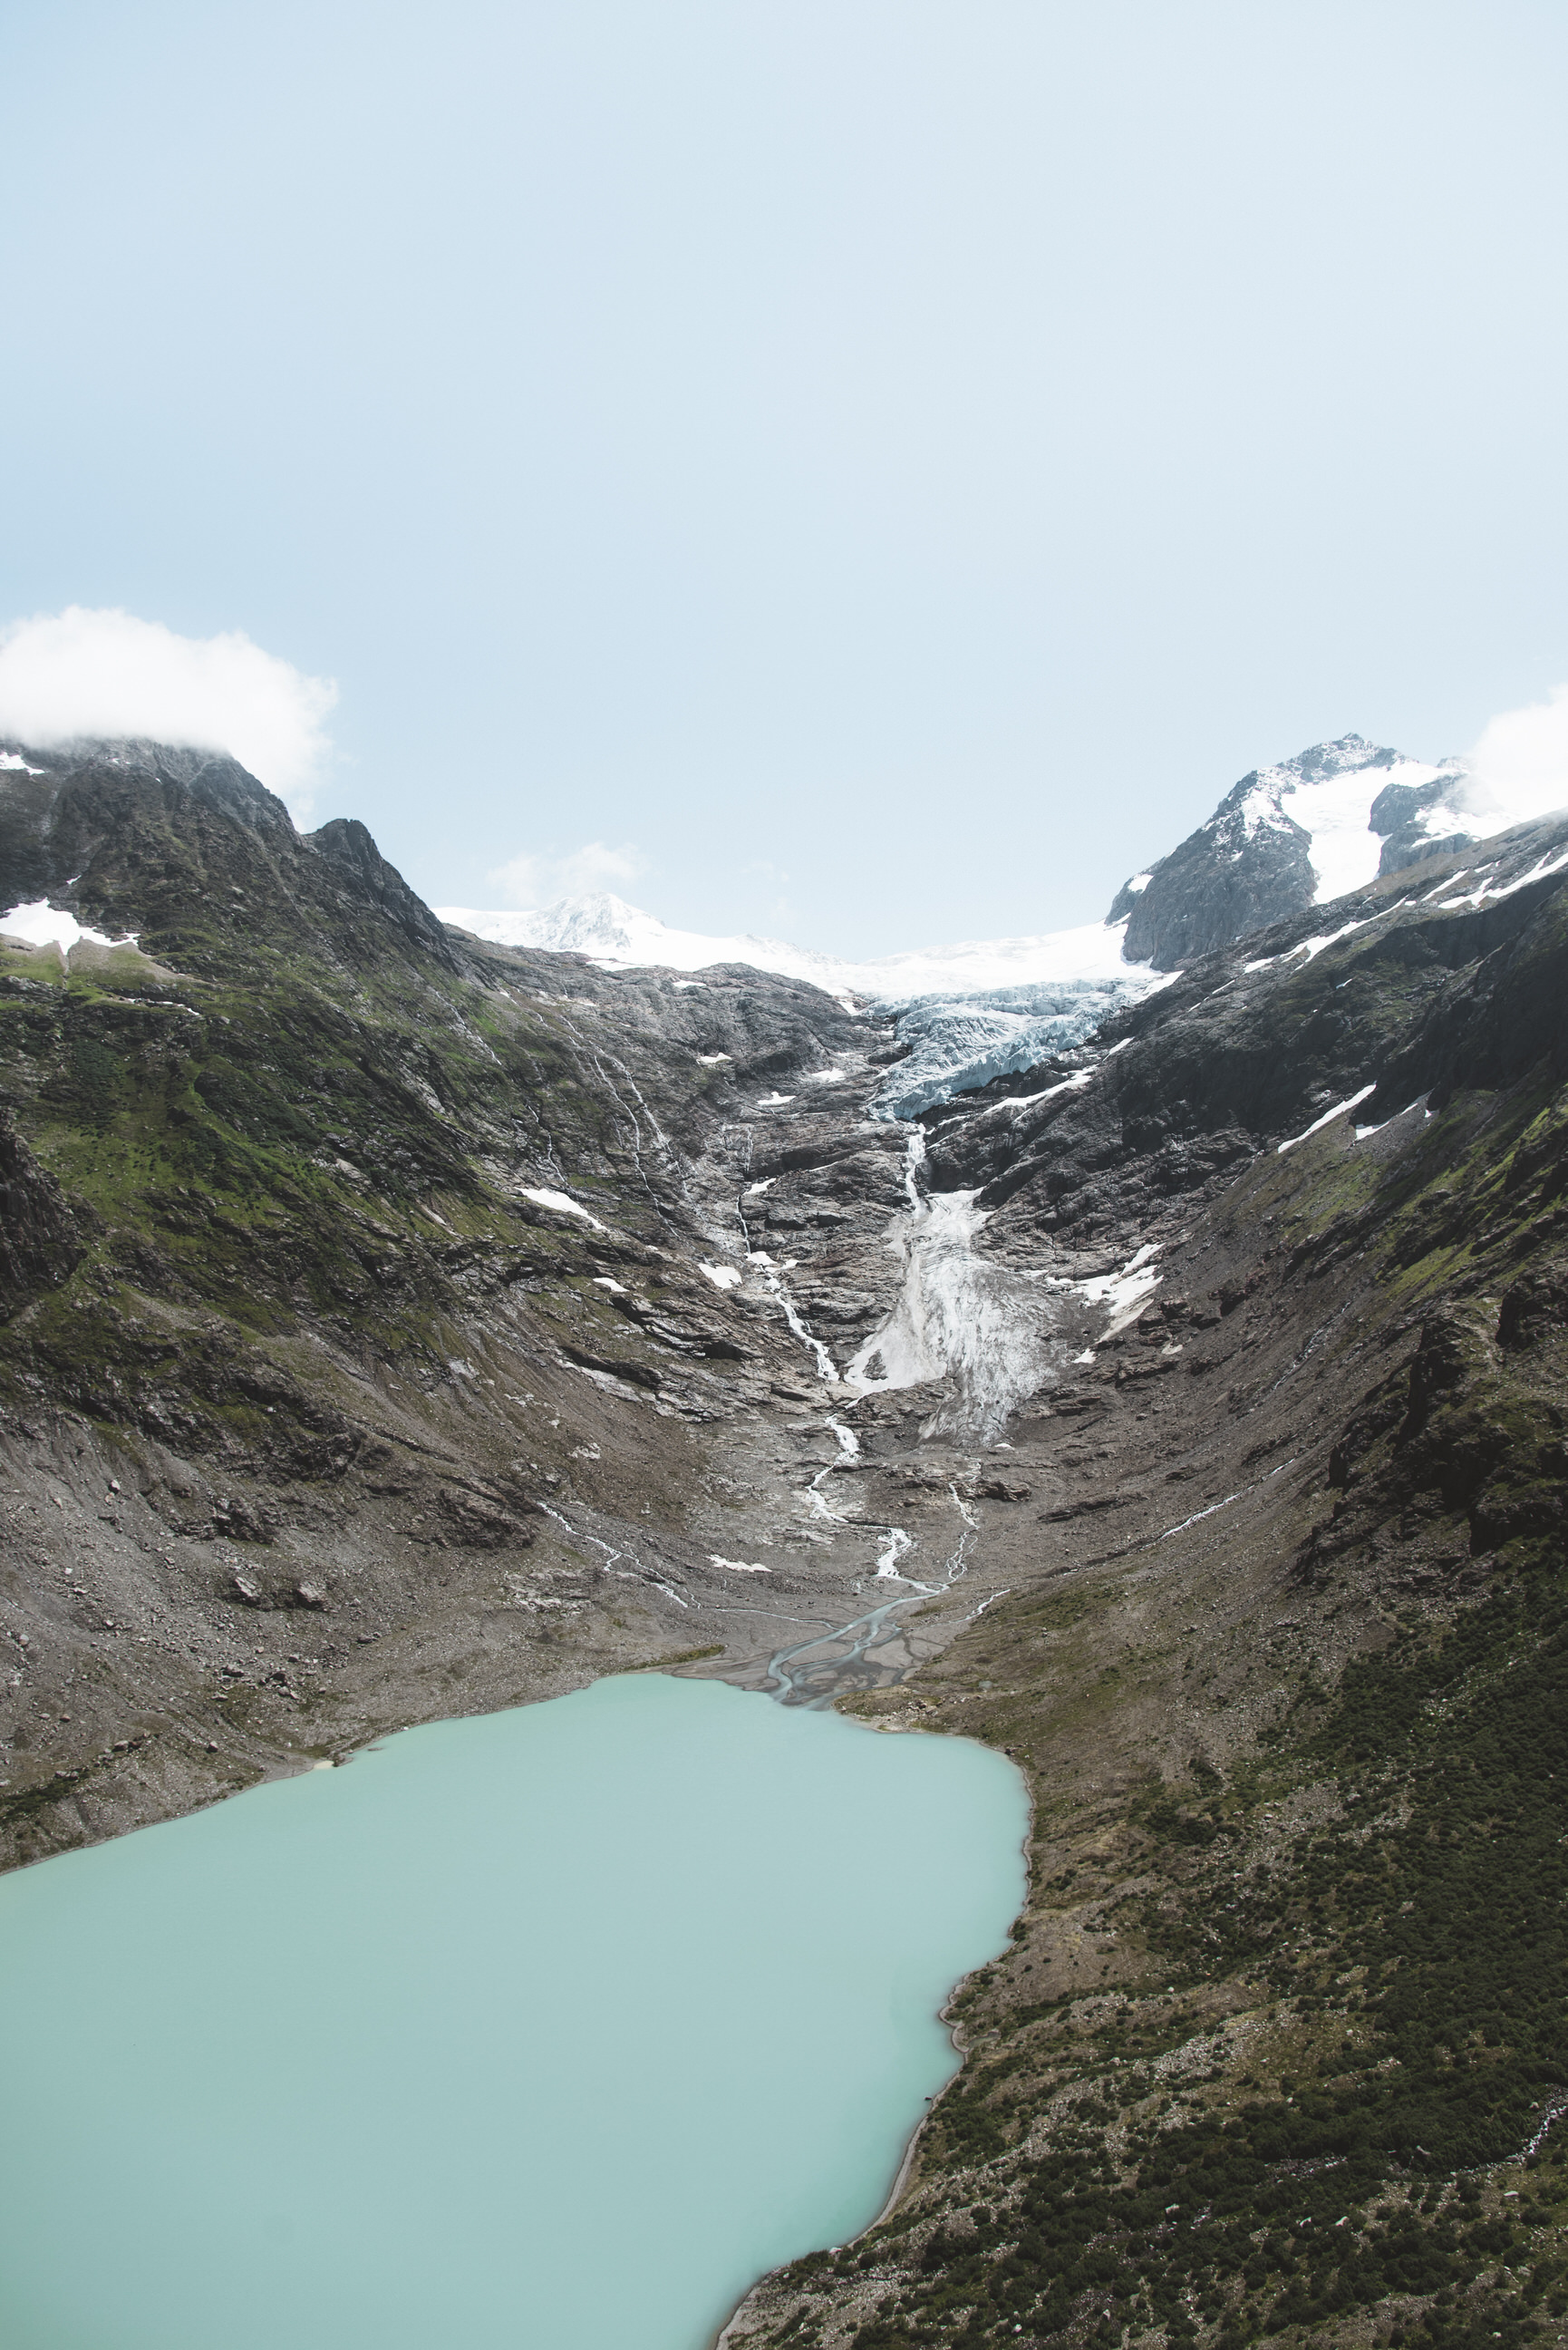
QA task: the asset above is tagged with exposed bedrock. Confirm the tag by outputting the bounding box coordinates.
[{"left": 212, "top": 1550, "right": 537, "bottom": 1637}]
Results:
[{"left": 932, "top": 815, "right": 1568, "bottom": 1251}]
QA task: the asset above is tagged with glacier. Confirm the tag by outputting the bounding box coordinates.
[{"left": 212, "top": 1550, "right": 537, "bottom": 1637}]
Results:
[
  {"left": 438, "top": 731, "right": 1568, "bottom": 1128},
  {"left": 437, "top": 892, "right": 1166, "bottom": 1118},
  {"left": 869, "top": 977, "right": 1153, "bottom": 1120}
]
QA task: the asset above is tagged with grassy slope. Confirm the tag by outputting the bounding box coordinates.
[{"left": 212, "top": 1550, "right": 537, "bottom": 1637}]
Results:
[
  {"left": 0, "top": 901, "right": 732, "bottom": 1443},
  {"left": 735, "top": 1063, "right": 1568, "bottom": 2350}
]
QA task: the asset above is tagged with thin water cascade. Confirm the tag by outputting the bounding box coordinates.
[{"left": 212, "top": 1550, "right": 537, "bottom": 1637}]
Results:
[
  {"left": 874, "top": 1525, "right": 914, "bottom": 1578},
  {"left": 743, "top": 1241, "right": 839, "bottom": 1384},
  {"left": 537, "top": 1500, "right": 691, "bottom": 1607},
  {"left": 803, "top": 1414, "right": 860, "bottom": 1525}
]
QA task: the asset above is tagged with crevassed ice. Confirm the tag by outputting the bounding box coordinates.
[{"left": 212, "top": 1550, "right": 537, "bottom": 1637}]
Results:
[{"left": 871, "top": 979, "right": 1157, "bottom": 1122}]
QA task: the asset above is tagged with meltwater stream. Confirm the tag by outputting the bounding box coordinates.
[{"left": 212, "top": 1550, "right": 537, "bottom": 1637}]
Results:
[{"left": 0, "top": 1675, "right": 1026, "bottom": 2350}]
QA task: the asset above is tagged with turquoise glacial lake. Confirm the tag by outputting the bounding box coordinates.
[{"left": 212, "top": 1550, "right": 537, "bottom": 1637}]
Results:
[{"left": 0, "top": 1674, "right": 1026, "bottom": 2350}]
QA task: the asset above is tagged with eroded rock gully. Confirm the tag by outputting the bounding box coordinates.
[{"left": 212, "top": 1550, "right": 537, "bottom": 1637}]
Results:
[{"left": 8, "top": 741, "right": 1568, "bottom": 2350}]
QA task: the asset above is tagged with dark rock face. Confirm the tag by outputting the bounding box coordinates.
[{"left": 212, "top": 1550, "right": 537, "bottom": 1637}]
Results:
[
  {"left": 0, "top": 1118, "right": 83, "bottom": 1320},
  {"left": 1369, "top": 772, "right": 1476, "bottom": 876},
  {"left": 1109, "top": 772, "right": 1318, "bottom": 967},
  {"left": 0, "top": 738, "right": 455, "bottom": 976},
  {"left": 934, "top": 811, "right": 1568, "bottom": 1253},
  {"left": 305, "top": 816, "right": 456, "bottom": 962},
  {"left": 1498, "top": 1256, "right": 1568, "bottom": 1350}
]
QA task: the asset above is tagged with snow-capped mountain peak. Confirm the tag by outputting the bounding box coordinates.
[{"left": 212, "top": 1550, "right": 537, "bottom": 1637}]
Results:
[
  {"left": 1108, "top": 733, "right": 1506, "bottom": 968},
  {"left": 436, "top": 890, "right": 869, "bottom": 1002},
  {"left": 1216, "top": 735, "right": 1452, "bottom": 902}
]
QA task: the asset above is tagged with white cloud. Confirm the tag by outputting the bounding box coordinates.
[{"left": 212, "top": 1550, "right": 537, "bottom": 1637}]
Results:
[
  {"left": 0, "top": 607, "right": 336, "bottom": 811},
  {"left": 488, "top": 840, "right": 645, "bottom": 908},
  {"left": 1463, "top": 681, "right": 1568, "bottom": 836}
]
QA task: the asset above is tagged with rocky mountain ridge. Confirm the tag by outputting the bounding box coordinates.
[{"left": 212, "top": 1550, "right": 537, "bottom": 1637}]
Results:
[{"left": 5, "top": 736, "right": 1568, "bottom": 2350}]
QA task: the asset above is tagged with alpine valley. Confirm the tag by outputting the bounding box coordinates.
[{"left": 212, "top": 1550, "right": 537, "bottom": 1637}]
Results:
[{"left": 5, "top": 728, "right": 1568, "bottom": 2350}]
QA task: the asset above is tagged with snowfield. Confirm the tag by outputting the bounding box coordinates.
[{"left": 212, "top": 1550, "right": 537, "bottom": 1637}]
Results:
[
  {"left": 0, "top": 900, "right": 139, "bottom": 954},
  {"left": 437, "top": 892, "right": 1167, "bottom": 1115},
  {"left": 1215, "top": 740, "right": 1450, "bottom": 903},
  {"left": 437, "top": 890, "right": 1151, "bottom": 1004}
]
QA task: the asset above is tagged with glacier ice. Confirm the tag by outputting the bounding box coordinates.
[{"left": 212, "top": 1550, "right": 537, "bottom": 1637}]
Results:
[
  {"left": 845, "top": 1139, "right": 1087, "bottom": 1441},
  {"left": 438, "top": 893, "right": 1165, "bottom": 1120},
  {"left": 869, "top": 977, "right": 1153, "bottom": 1121}
]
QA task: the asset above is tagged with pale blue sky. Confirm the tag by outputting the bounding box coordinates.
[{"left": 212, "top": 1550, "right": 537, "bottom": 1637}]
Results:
[{"left": 4, "top": 0, "right": 1566, "bottom": 952}]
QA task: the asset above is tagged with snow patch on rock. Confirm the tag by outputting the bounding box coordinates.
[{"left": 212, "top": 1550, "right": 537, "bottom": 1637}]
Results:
[
  {"left": 1, "top": 899, "right": 140, "bottom": 956},
  {"left": 1277, "top": 1085, "right": 1378, "bottom": 1154},
  {"left": 517, "top": 1186, "right": 606, "bottom": 1229}
]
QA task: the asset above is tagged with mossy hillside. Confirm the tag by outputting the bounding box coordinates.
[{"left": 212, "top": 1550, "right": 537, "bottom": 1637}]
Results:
[
  {"left": 740, "top": 1073, "right": 1568, "bottom": 2350},
  {"left": 1265, "top": 1076, "right": 1568, "bottom": 1301},
  {"left": 0, "top": 916, "right": 732, "bottom": 1457},
  {"left": 816, "top": 1544, "right": 1568, "bottom": 2350},
  {"left": 756, "top": 1586, "right": 1568, "bottom": 2350}
]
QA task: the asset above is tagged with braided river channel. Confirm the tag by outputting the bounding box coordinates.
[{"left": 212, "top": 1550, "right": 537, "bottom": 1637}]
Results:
[{"left": 0, "top": 1673, "right": 1026, "bottom": 2350}]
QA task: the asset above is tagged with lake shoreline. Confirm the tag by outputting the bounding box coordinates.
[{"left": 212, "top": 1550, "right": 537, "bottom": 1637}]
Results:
[
  {"left": 0, "top": 1672, "right": 1028, "bottom": 2350},
  {"left": 712, "top": 1714, "right": 1035, "bottom": 2349}
]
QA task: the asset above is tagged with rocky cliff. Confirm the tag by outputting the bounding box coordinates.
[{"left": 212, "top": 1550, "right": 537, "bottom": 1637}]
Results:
[{"left": 5, "top": 738, "right": 1568, "bottom": 2350}]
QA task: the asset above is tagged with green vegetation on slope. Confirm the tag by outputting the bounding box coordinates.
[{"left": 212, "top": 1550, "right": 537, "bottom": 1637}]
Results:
[{"left": 743, "top": 1062, "right": 1568, "bottom": 2350}]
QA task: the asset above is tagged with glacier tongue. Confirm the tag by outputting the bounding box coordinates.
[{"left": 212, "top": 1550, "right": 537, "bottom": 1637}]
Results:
[
  {"left": 870, "top": 977, "right": 1153, "bottom": 1121},
  {"left": 438, "top": 893, "right": 1166, "bottom": 1120}
]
